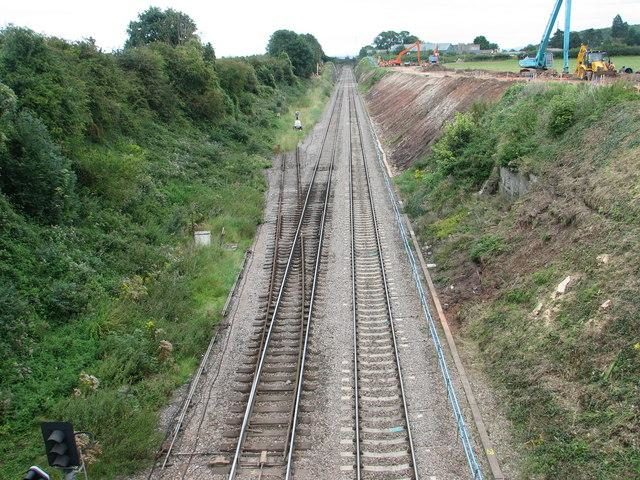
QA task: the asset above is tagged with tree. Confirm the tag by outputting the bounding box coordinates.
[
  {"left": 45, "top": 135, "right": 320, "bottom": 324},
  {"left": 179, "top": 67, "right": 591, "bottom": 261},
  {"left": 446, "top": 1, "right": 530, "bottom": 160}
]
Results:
[
  {"left": 373, "top": 31, "right": 418, "bottom": 51},
  {"left": 358, "top": 45, "right": 374, "bottom": 58},
  {"left": 0, "top": 27, "right": 90, "bottom": 140},
  {"left": 570, "top": 32, "right": 582, "bottom": 49},
  {"left": 126, "top": 7, "right": 198, "bottom": 48},
  {"left": 398, "top": 31, "right": 418, "bottom": 44},
  {"left": 203, "top": 42, "right": 216, "bottom": 63},
  {"left": 302, "top": 33, "right": 325, "bottom": 65},
  {"left": 373, "top": 31, "right": 401, "bottom": 51},
  {"left": 473, "top": 35, "right": 498, "bottom": 50},
  {"left": 611, "top": 14, "right": 629, "bottom": 39},
  {"left": 625, "top": 27, "right": 640, "bottom": 46},
  {"left": 267, "top": 30, "right": 315, "bottom": 77},
  {"left": 550, "top": 29, "right": 582, "bottom": 49},
  {"left": 582, "top": 28, "right": 603, "bottom": 48},
  {"left": 549, "top": 29, "right": 563, "bottom": 49}
]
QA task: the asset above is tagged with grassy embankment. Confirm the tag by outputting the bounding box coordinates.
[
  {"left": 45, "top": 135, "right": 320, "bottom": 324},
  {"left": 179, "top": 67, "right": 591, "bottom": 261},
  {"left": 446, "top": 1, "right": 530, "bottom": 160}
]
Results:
[
  {"left": 0, "top": 26, "right": 334, "bottom": 478},
  {"left": 389, "top": 77, "right": 640, "bottom": 478},
  {"left": 440, "top": 55, "right": 640, "bottom": 73}
]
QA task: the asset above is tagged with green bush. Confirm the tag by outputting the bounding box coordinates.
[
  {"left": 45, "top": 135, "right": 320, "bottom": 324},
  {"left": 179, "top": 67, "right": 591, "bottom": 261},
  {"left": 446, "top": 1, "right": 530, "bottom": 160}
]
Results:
[
  {"left": 469, "top": 234, "right": 506, "bottom": 263},
  {"left": 217, "top": 59, "right": 258, "bottom": 99},
  {"left": 0, "top": 110, "right": 76, "bottom": 223},
  {"left": 157, "top": 42, "right": 228, "bottom": 122},
  {"left": 248, "top": 55, "right": 296, "bottom": 87},
  {"left": 495, "top": 103, "right": 538, "bottom": 167},
  {"left": 118, "top": 45, "right": 178, "bottom": 121},
  {"left": 0, "top": 27, "right": 90, "bottom": 141},
  {"left": 0, "top": 283, "right": 34, "bottom": 393},
  {"left": 0, "top": 82, "right": 17, "bottom": 116},
  {"left": 77, "top": 41, "right": 135, "bottom": 139},
  {"left": 548, "top": 95, "right": 577, "bottom": 137}
]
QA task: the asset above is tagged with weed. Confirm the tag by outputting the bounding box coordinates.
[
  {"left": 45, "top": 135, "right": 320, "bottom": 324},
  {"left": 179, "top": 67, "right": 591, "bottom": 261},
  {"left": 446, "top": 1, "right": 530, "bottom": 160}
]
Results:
[
  {"left": 469, "top": 235, "right": 505, "bottom": 263},
  {"left": 428, "top": 209, "right": 468, "bottom": 239}
]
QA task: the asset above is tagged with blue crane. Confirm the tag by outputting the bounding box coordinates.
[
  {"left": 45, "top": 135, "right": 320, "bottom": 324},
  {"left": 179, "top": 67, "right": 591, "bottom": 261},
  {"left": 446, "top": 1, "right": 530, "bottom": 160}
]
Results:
[{"left": 519, "top": 0, "right": 572, "bottom": 73}]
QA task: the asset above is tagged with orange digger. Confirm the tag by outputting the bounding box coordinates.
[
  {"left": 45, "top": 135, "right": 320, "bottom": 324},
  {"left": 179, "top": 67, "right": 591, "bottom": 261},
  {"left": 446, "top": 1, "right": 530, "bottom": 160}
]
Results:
[{"left": 378, "top": 41, "right": 421, "bottom": 67}]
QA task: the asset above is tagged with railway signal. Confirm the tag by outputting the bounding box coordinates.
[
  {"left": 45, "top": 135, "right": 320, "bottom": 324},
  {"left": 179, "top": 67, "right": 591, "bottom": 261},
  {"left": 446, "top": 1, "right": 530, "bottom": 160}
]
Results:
[
  {"left": 40, "top": 422, "right": 81, "bottom": 470},
  {"left": 23, "top": 466, "right": 50, "bottom": 480}
]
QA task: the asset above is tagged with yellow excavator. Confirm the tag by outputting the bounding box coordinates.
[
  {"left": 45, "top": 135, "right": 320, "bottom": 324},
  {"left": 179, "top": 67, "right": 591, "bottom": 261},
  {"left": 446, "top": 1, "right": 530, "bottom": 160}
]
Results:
[{"left": 575, "top": 44, "right": 616, "bottom": 80}]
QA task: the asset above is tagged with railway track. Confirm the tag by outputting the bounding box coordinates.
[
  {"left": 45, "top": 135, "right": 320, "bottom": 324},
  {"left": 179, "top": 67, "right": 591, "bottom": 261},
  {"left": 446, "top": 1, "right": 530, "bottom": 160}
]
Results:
[
  {"left": 348, "top": 75, "right": 419, "bottom": 479},
  {"left": 149, "top": 69, "right": 432, "bottom": 479},
  {"left": 150, "top": 145, "right": 306, "bottom": 480},
  {"left": 222, "top": 75, "right": 347, "bottom": 479}
]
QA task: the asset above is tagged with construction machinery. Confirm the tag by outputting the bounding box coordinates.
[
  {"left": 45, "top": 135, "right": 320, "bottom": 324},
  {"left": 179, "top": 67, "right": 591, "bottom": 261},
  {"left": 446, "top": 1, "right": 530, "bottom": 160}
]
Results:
[
  {"left": 378, "top": 41, "right": 421, "bottom": 67},
  {"left": 519, "top": 0, "right": 571, "bottom": 75},
  {"left": 575, "top": 44, "right": 616, "bottom": 80},
  {"left": 428, "top": 45, "right": 440, "bottom": 64}
]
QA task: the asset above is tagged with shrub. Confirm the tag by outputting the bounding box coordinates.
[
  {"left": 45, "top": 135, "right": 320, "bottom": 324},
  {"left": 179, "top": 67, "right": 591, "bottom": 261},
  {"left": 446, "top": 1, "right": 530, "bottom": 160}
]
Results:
[
  {"left": 431, "top": 112, "right": 495, "bottom": 186},
  {"left": 0, "top": 283, "right": 33, "bottom": 377},
  {"left": 217, "top": 59, "right": 258, "bottom": 99},
  {"left": 117, "top": 46, "right": 178, "bottom": 120},
  {"left": 155, "top": 42, "right": 228, "bottom": 122},
  {"left": 0, "top": 110, "right": 76, "bottom": 223},
  {"left": 249, "top": 55, "right": 295, "bottom": 86},
  {"left": 548, "top": 95, "right": 577, "bottom": 137},
  {"left": 0, "top": 27, "right": 90, "bottom": 140},
  {"left": 496, "top": 105, "right": 538, "bottom": 167},
  {"left": 0, "top": 82, "right": 17, "bottom": 117},
  {"left": 470, "top": 235, "right": 505, "bottom": 263},
  {"left": 76, "top": 41, "right": 134, "bottom": 139}
]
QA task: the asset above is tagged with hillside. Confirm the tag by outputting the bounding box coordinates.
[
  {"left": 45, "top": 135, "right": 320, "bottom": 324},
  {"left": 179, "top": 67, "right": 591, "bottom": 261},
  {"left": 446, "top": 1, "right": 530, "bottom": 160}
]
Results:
[
  {"left": 0, "top": 24, "right": 333, "bottom": 477},
  {"left": 358, "top": 62, "right": 640, "bottom": 478},
  {"left": 358, "top": 68, "right": 513, "bottom": 170}
]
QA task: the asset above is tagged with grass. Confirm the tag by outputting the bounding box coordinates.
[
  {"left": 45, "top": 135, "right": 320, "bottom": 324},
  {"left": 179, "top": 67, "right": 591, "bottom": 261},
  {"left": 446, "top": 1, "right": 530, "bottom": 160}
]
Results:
[
  {"left": 395, "top": 81, "right": 640, "bottom": 478},
  {"left": 355, "top": 58, "right": 389, "bottom": 92},
  {"left": 440, "top": 55, "right": 640, "bottom": 73},
  {"left": 275, "top": 63, "right": 335, "bottom": 151}
]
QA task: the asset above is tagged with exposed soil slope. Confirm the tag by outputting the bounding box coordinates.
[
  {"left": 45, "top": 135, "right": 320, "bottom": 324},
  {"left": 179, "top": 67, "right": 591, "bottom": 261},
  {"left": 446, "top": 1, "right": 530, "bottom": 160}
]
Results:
[{"left": 361, "top": 70, "right": 514, "bottom": 170}]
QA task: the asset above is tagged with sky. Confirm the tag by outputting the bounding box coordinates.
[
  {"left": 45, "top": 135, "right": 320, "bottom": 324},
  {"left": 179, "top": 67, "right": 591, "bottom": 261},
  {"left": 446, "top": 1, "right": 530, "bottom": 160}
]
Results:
[{"left": 2, "top": 0, "right": 639, "bottom": 57}]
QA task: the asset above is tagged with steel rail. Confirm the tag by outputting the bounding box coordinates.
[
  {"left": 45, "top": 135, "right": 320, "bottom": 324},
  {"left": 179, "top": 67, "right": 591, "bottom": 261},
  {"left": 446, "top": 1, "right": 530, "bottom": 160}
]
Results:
[
  {"left": 349, "top": 74, "right": 420, "bottom": 479},
  {"left": 170, "top": 153, "right": 291, "bottom": 480},
  {"left": 284, "top": 89, "right": 340, "bottom": 479},
  {"left": 228, "top": 82, "right": 345, "bottom": 479},
  {"left": 284, "top": 234, "right": 305, "bottom": 460},
  {"left": 347, "top": 86, "right": 362, "bottom": 480},
  {"left": 354, "top": 78, "right": 484, "bottom": 480},
  {"left": 251, "top": 153, "right": 287, "bottom": 392}
]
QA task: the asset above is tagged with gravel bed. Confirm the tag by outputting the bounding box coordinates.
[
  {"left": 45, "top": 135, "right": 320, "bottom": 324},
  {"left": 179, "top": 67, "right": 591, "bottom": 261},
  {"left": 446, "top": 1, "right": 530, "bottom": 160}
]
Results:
[{"left": 136, "top": 69, "right": 483, "bottom": 479}]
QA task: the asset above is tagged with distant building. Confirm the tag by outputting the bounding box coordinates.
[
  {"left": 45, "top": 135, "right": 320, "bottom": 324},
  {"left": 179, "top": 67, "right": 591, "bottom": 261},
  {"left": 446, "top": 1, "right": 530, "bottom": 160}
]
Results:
[
  {"left": 390, "top": 42, "right": 453, "bottom": 52},
  {"left": 454, "top": 43, "right": 481, "bottom": 54}
]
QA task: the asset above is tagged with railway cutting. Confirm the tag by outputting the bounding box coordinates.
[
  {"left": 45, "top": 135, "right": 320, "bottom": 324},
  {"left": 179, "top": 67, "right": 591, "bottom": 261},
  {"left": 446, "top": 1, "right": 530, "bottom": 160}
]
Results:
[{"left": 146, "top": 68, "right": 480, "bottom": 480}]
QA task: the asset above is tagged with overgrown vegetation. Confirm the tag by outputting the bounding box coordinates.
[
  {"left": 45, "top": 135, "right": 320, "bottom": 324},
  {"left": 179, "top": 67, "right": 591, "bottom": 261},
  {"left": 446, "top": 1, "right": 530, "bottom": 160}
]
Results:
[
  {"left": 267, "top": 30, "right": 326, "bottom": 78},
  {"left": 394, "top": 80, "right": 640, "bottom": 478},
  {"left": 0, "top": 8, "right": 334, "bottom": 477}
]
